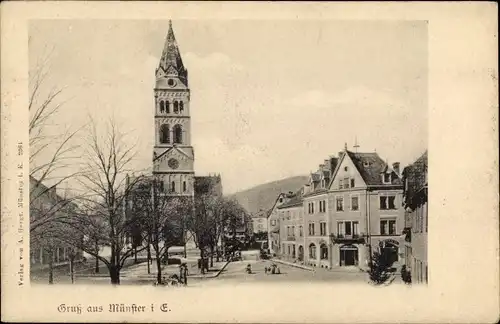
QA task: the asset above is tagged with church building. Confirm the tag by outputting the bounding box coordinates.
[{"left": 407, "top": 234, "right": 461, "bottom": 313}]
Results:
[{"left": 125, "top": 21, "right": 222, "bottom": 252}]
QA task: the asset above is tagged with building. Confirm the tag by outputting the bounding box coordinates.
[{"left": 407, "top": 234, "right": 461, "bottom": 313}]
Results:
[
  {"left": 277, "top": 189, "right": 305, "bottom": 263},
  {"left": 152, "top": 20, "right": 196, "bottom": 198},
  {"left": 125, "top": 21, "right": 223, "bottom": 251},
  {"left": 327, "top": 145, "right": 405, "bottom": 270},
  {"left": 251, "top": 210, "right": 268, "bottom": 234},
  {"left": 29, "top": 176, "right": 83, "bottom": 268},
  {"left": 402, "top": 151, "right": 428, "bottom": 284},
  {"left": 302, "top": 156, "right": 339, "bottom": 268},
  {"left": 267, "top": 193, "right": 286, "bottom": 256}
]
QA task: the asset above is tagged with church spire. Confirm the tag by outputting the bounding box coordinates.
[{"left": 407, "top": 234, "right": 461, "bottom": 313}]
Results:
[{"left": 156, "top": 20, "right": 187, "bottom": 84}]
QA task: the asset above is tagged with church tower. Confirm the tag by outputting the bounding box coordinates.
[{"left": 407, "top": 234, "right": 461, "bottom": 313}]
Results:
[{"left": 153, "top": 21, "right": 194, "bottom": 197}]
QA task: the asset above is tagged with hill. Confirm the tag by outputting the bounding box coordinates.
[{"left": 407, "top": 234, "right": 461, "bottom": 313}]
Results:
[{"left": 228, "top": 175, "right": 309, "bottom": 216}]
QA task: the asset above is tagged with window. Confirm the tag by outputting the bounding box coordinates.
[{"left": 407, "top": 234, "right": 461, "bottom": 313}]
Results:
[
  {"left": 337, "top": 221, "right": 359, "bottom": 236},
  {"left": 350, "top": 178, "right": 355, "bottom": 188},
  {"left": 380, "top": 196, "right": 396, "bottom": 210},
  {"left": 159, "top": 100, "right": 165, "bottom": 113},
  {"left": 299, "top": 226, "right": 303, "bottom": 237},
  {"left": 388, "top": 196, "right": 396, "bottom": 209},
  {"left": 336, "top": 197, "right": 344, "bottom": 211},
  {"left": 343, "top": 177, "right": 349, "bottom": 189},
  {"left": 292, "top": 226, "right": 295, "bottom": 237},
  {"left": 383, "top": 173, "right": 391, "bottom": 183},
  {"left": 160, "top": 124, "right": 170, "bottom": 143},
  {"left": 288, "top": 245, "right": 291, "bottom": 255},
  {"left": 287, "top": 211, "right": 291, "bottom": 220},
  {"left": 321, "top": 179, "right": 325, "bottom": 188},
  {"left": 380, "top": 219, "right": 396, "bottom": 235},
  {"left": 171, "top": 181, "right": 176, "bottom": 193},
  {"left": 279, "top": 197, "right": 283, "bottom": 203},
  {"left": 319, "top": 200, "right": 326, "bottom": 213},
  {"left": 271, "top": 220, "right": 276, "bottom": 226},
  {"left": 165, "top": 101, "right": 170, "bottom": 113},
  {"left": 159, "top": 181, "right": 164, "bottom": 192},
  {"left": 173, "top": 124, "right": 183, "bottom": 144},
  {"left": 183, "top": 181, "right": 187, "bottom": 192},
  {"left": 174, "top": 101, "right": 179, "bottom": 113},
  {"left": 339, "top": 180, "right": 343, "bottom": 189},
  {"left": 320, "top": 244, "right": 328, "bottom": 260},
  {"left": 179, "top": 101, "right": 184, "bottom": 113},
  {"left": 309, "top": 243, "right": 316, "bottom": 259},
  {"left": 308, "top": 223, "right": 315, "bottom": 236},
  {"left": 308, "top": 202, "right": 315, "bottom": 214},
  {"left": 351, "top": 196, "right": 359, "bottom": 211},
  {"left": 320, "top": 222, "right": 327, "bottom": 236},
  {"left": 344, "top": 166, "right": 348, "bottom": 171}
]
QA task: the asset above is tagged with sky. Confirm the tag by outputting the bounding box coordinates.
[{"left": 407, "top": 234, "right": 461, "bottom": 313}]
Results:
[{"left": 29, "top": 19, "right": 428, "bottom": 195}]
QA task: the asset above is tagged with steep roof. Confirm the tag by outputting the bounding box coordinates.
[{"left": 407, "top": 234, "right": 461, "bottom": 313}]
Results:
[
  {"left": 345, "top": 150, "right": 402, "bottom": 186},
  {"left": 402, "top": 151, "right": 428, "bottom": 208},
  {"left": 278, "top": 187, "right": 304, "bottom": 209},
  {"left": 156, "top": 21, "right": 188, "bottom": 83}
]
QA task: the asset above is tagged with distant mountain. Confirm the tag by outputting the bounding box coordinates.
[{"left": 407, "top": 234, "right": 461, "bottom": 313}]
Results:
[{"left": 228, "top": 175, "right": 309, "bottom": 216}]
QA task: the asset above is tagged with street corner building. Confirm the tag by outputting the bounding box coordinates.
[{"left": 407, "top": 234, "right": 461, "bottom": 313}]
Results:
[
  {"left": 269, "top": 144, "right": 407, "bottom": 272},
  {"left": 402, "top": 151, "right": 428, "bottom": 284}
]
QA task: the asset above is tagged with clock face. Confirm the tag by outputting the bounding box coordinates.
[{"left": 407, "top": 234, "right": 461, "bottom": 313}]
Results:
[{"left": 168, "top": 158, "right": 179, "bottom": 169}]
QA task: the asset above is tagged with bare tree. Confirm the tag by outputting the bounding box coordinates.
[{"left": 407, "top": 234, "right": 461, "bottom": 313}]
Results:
[
  {"left": 64, "top": 116, "right": 146, "bottom": 284},
  {"left": 29, "top": 40, "right": 84, "bottom": 234},
  {"left": 127, "top": 178, "right": 187, "bottom": 283},
  {"left": 30, "top": 185, "right": 83, "bottom": 284}
]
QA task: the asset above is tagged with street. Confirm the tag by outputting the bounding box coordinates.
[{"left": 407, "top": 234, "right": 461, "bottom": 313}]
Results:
[{"left": 31, "top": 259, "right": 369, "bottom": 287}]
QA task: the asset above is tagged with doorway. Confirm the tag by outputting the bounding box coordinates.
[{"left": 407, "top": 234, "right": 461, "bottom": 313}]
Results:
[
  {"left": 298, "top": 246, "right": 304, "bottom": 261},
  {"left": 340, "top": 245, "right": 359, "bottom": 266}
]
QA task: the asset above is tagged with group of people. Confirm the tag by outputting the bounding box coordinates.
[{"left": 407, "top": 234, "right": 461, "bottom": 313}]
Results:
[
  {"left": 264, "top": 263, "right": 281, "bottom": 275},
  {"left": 156, "top": 263, "right": 189, "bottom": 287}
]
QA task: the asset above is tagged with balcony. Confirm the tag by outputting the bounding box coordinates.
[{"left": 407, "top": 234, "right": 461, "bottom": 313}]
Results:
[
  {"left": 330, "top": 233, "right": 366, "bottom": 244},
  {"left": 286, "top": 236, "right": 296, "bottom": 241}
]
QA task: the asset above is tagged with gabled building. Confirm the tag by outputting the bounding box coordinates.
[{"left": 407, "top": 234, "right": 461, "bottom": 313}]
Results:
[
  {"left": 303, "top": 156, "right": 339, "bottom": 268},
  {"left": 327, "top": 145, "right": 405, "bottom": 270},
  {"left": 267, "top": 193, "right": 287, "bottom": 256},
  {"left": 402, "top": 151, "right": 428, "bottom": 284},
  {"left": 277, "top": 189, "right": 305, "bottom": 263}
]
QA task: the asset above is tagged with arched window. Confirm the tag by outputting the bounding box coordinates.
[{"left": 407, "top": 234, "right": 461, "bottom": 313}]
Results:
[
  {"left": 173, "top": 101, "right": 179, "bottom": 113},
  {"left": 160, "top": 124, "right": 170, "bottom": 143},
  {"left": 179, "top": 101, "right": 184, "bottom": 113},
  {"left": 309, "top": 243, "right": 316, "bottom": 259},
  {"left": 171, "top": 181, "right": 176, "bottom": 193},
  {"left": 165, "top": 101, "right": 170, "bottom": 113},
  {"left": 173, "top": 124, "right": 183, "bottom": 144},
  {"left": 159, "top": 181, "right": 164, "bottom": 192},
  {"left": 320, "top": 244, "right": 328, "bottom": 260},
  {"left": 159, "top": 101, "right": 165, "bottom": 113},
  {"left": 183, "top": 181, "right": 187, "bottom": 192}
]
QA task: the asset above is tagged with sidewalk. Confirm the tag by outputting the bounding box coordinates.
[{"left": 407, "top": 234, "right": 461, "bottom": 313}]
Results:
[
  {"left": 271, "top": 259, "right": 314, "bottom": 271},
  {"left": 188, "top": 261, "right": 230, "bottom": 279}
]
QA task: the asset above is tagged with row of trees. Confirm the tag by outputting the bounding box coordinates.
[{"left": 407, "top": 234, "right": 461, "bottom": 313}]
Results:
[{"left": 29, "top": 45, "right": 250, "bottom": 285}]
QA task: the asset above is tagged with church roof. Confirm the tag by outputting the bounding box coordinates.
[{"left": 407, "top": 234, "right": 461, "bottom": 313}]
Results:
[{"left": 157, "top": 21, "right": 188, "bottom": 82}]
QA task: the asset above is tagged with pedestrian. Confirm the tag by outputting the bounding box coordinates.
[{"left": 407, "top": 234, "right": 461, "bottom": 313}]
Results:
[{"left": 182, "top": 264, "right": 188, "bottom": 286}]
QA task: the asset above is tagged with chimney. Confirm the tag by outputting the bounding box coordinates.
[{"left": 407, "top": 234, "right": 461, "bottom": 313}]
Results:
[
  {"left": 324, "top": 159, "right": 330, "bottom": 170},
  {"left": 392, "top": 162, "right": 400, "bottom": 175}
]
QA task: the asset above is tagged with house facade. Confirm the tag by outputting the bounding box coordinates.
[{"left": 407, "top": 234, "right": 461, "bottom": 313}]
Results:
[
  {"left": 402, "top": 151, "right": 428, "bottom": 284},
  {"left": 277, "top": 190, "right": 304, "bottom": 262},
  {"left": 303, "top": 156, "right": 339, "bottom": 268},
  {"left": 327, "top": 147, "right": 405, "bottom": 270},
  {"left": 267, "top": 193, "right": 286, "bottom": 256},
  {"left": 29, "top": 176, "right": 83, "bottom": 268}
]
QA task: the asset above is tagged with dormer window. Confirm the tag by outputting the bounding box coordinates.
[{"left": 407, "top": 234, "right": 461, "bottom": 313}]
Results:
[
  {"left": 383, "top": 173, "right": 391, "bottom": 184},
  {"left": 279, "top": 197, "right": 283, "bottom": 203},
  {"left": 363, "top": 161, "right": 371, "bottom": 167}
]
